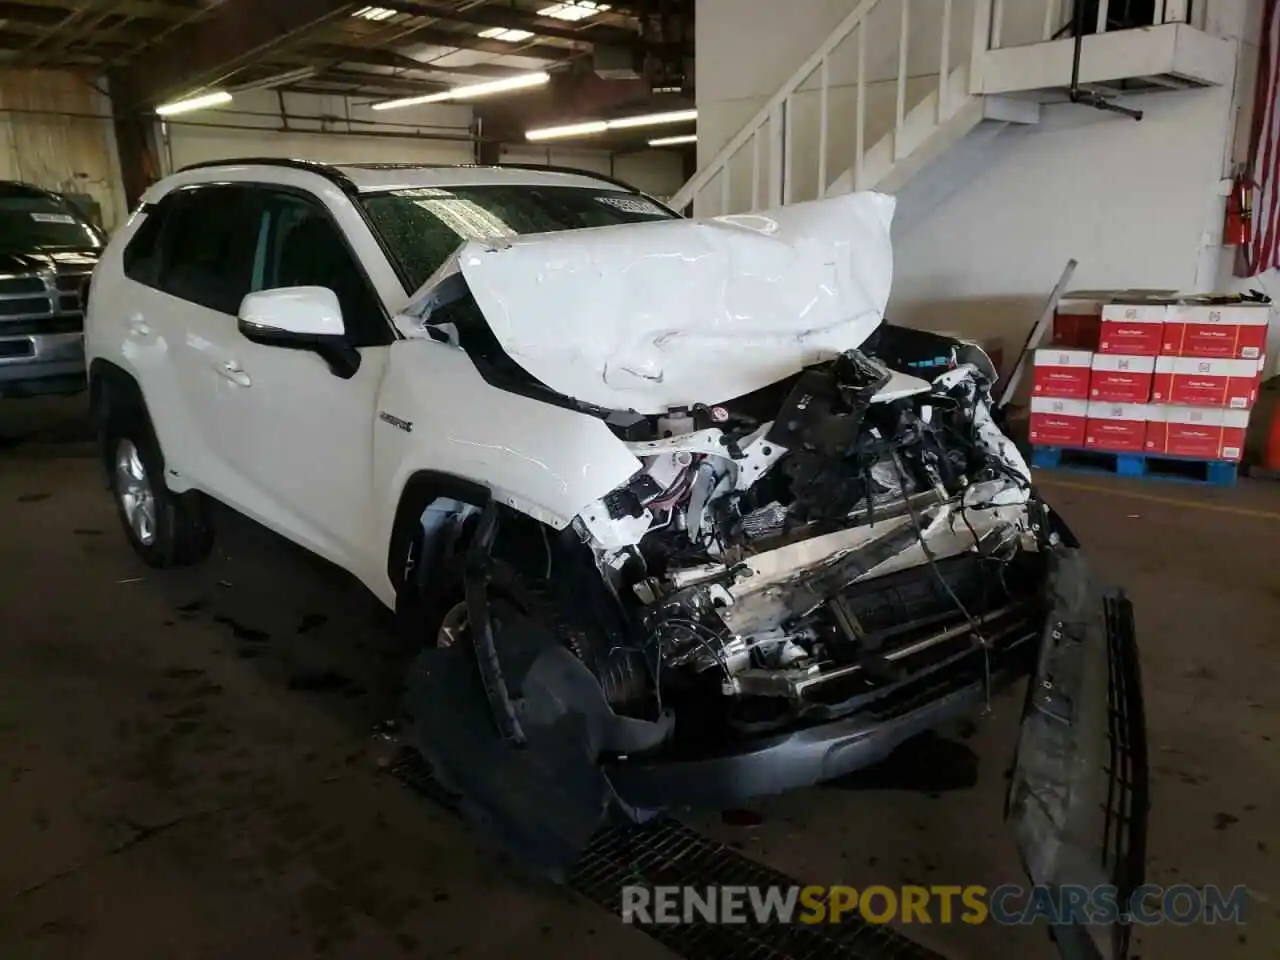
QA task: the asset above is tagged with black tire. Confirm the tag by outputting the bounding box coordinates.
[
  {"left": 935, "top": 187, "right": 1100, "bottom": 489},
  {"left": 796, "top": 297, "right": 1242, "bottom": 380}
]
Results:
[{"left": 107, "top": 416, "right": 213, "bottom": 568}]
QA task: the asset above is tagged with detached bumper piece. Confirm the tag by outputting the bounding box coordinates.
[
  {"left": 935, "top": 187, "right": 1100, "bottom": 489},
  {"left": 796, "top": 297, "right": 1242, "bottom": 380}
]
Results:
[{"left": 1007, "top": 549, "right": 1149, "bottom": 960}]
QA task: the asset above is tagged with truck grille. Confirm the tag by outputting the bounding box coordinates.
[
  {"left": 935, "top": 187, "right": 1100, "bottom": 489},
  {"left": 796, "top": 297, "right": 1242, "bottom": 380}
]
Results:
[{"left": 0, "top": 270, "right": 89, "bottom": 337}]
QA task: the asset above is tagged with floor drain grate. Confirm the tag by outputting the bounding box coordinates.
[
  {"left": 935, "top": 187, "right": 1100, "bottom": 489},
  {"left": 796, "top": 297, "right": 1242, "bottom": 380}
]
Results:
[{"left": 391, "top": 750, "right": 949, "bottom": 960}]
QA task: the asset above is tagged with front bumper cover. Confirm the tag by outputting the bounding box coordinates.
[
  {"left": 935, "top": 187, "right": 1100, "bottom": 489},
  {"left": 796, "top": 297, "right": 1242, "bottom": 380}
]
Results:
[
  {"left": 1007, "top": 548, "right": 1149, "bottom": 960},
  {"left": 605, "top": 623, "right": 1038, "bottom": 808}
]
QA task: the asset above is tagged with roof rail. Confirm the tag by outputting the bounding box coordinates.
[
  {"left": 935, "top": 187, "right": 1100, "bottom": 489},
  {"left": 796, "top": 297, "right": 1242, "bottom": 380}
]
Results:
[
  {"left": 175, "top": 157, "right": 357, "bottom": 194},
  {"left": 472, "top": 163, "right": 643, "bottom": 194},
  {"left": 340, "top": 161, "right": 640, "bottom": 194},
  {"left": 171, "top": 158, "right": 678, "bottom": 214}
]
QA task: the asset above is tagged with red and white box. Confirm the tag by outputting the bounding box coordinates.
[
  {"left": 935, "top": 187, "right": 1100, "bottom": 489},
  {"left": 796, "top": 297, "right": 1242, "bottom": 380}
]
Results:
[
  {"left": 1162, "top": 303, "right": 1270, "bottom": 360},
  {"left": 1030, "top": 397, "right": 1089, "bottom": 447},
  {"left": 1088, "top": 354, "right": 1155, "bottom": 403},
  {"left": 1053, "top": 297, "right": 1104, "bottom": 350},
  {"left": 1032, "top": 348, "right": 1093, "bottom": 399},
  {"left": 1099, "top": 304, "right": 1166, "bottom": 356},
  {"left": 1151, "top": 356, "right": 1260, "bottom": 409},
  {"left": 1085, "top": 402, "right": 1149, "bottom": 453},
  {"left": 1144, "top": 405, "right": 1250, "bottom": 462}
]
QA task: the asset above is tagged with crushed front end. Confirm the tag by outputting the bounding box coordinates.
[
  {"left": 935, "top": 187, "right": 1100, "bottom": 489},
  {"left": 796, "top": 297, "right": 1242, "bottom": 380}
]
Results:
[{"left": 550, "top": 328, "right": 1049, "bottom": 804}]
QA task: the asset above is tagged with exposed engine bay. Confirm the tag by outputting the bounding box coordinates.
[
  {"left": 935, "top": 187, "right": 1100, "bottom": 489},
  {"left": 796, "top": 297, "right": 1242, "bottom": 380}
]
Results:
[{"left": 570, "top": 328, "right": 1046, "bottom": 729}]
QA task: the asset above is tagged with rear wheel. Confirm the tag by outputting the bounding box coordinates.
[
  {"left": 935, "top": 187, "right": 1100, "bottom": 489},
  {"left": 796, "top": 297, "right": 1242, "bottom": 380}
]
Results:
[{"left": 108, "top": 423, "right": 213, "bottom": 568}]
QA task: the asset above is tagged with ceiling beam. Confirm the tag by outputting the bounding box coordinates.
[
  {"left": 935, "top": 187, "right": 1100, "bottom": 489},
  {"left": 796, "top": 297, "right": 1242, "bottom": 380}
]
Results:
[
  {"left": 302, "top": 68, "right": 449, "bottom": 96},
  {"left": 305, "top": 41, "right": 441, "bottom": 72},
  {"left": 370, "top": 22, "right": 576, "bottom": 61},
  {"left": 374, "top": 1, "right": 643, "bottom": 47},
  {"left": 307, "top": 57, "right": 526, "bottom": 81},
  {"left": 0, "top": 0, "right": 193, "bottom": 21},
  {"left": 293, "top": 42, "right": 554, "bottom": 83},
  {"left": 0, "top": 10, "right": 151, "bottom": 46},
  {"left": 111, "top": 0, "right": 359, "bottom": 108}
]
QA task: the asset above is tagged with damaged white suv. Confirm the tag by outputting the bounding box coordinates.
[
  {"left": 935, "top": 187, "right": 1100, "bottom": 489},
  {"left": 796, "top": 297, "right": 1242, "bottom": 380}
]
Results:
[{"left": 88, "top": 161, "right": 1146, "bottom": 949}]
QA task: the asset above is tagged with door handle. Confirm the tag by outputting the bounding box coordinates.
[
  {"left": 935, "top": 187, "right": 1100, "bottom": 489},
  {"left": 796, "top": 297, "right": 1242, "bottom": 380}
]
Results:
[
  {"left": 216, "top": 360, "right": 252, "bottom": 388},
  {"left": 127, "top": 313, "right": 151, "bottom": 337}
]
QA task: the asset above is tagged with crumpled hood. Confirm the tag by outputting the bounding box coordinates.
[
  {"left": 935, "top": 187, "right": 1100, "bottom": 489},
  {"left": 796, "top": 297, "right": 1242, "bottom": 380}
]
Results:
[{"left": 435, "top": 192, "right": 895, "bottom": 414}]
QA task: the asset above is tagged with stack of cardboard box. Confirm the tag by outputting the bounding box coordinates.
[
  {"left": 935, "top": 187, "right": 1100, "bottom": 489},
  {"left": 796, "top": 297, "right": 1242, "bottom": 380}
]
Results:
[{"left": 1029, "top": 294, "right": 1270, "bottom": 462}]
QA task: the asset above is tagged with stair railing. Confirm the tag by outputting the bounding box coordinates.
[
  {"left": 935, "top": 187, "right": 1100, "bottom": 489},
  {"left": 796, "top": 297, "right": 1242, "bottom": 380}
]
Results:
[{"left": 672, "top": 0, "right": 988, "bottom": 215}]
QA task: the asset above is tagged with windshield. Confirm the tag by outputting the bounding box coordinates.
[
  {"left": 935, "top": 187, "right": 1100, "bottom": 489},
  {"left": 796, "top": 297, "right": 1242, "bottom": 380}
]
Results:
[
  {"left": 360, "top": 184, "right": 676, "bottom": 292},
  {"left": 0, "top": 191, "right": 101, "bottom": 251}
]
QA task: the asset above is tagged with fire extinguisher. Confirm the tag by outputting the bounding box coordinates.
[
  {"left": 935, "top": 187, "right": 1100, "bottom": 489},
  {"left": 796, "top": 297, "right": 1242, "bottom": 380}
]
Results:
[{"left": 1224, "top": 172, "right": 1253, "bottom": 247}]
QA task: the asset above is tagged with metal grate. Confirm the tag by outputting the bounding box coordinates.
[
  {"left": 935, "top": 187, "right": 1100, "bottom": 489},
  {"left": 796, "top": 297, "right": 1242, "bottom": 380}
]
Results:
[
  {"left": 573, "top": 817, "right": 948, "bottom": 960},
  {"left": 390, "top": 750, "right": 949, "bottom": 960},
  {"left": 1101, "top": 593, "right": 1148, "bottom": 959},
  {"left": 0, "top": 316, "right": 81, "bottom": 337},
  {"left": 0, "top": 276, "right": 46, "bottom": 295},
  {"left": 0, "top": 296, "right": 51, "bottom": 317},
  {"left": 0, "top": 269, "right": 89, "bottom": 332}
]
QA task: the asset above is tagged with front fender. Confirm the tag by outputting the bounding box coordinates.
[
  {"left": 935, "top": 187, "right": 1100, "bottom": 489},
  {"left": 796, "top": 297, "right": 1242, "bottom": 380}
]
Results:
[{"left": 370, "top": 340, "right": 641, "bottom": 599}]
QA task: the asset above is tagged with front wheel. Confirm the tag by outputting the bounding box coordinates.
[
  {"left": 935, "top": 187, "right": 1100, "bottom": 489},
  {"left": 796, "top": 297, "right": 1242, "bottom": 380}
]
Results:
[{"left": 108, "top": 427, "right": 212, "bottom": 568}]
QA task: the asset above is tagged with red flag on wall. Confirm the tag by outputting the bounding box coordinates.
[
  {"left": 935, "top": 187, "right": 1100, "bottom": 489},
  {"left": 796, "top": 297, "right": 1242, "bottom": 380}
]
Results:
[{"left": 1243, "top": 0, "right": 1280, "bottom": 276}]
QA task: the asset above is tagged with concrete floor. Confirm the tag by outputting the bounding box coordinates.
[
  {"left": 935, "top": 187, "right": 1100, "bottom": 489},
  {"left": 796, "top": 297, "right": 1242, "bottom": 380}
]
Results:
[{"left": 1, "top": 394, "right": 1276, "bottom": 960}]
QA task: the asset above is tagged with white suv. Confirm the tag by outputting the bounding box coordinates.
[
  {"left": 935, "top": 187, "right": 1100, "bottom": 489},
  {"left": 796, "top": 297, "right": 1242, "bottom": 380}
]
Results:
[{"left": 86, "top": 160, "right": 1144, "bottom": 928}]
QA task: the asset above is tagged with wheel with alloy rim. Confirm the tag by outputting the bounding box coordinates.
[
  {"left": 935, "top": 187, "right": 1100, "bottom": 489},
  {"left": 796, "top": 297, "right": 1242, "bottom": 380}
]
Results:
[
  {"left": 106, "top": 422, "right": 213, "bottom": 568},
  {"left": 114, "top": 438, "right": 157, "bottom": 547}
]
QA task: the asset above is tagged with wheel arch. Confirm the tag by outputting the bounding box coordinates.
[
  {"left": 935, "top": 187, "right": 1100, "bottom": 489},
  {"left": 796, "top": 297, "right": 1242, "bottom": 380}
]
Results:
[
  {"left": 89, "top": 358, "right": 154, "bottom": 486},
  {"left": 386, "top": 469, "right": 573, "bottom": 599},
  {"left": 387, "top": 470, "right": 486, "bottom": 588}
]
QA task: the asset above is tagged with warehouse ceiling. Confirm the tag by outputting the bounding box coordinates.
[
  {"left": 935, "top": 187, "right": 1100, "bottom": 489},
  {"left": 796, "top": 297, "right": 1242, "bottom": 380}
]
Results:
[{"left": 0, "top": 0, "right": 694, "bottom": 116}]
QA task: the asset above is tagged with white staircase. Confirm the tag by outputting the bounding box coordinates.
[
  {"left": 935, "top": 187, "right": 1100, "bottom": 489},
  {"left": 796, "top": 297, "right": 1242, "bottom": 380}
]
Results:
[{"left": 673, "top": 0, "right": 1234, "bottom": 219}]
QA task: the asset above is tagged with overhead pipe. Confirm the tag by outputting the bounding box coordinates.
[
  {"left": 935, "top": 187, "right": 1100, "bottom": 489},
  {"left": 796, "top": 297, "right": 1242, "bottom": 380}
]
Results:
[{"left": 0, "top": 104, "right": 476, "bottom": 142}]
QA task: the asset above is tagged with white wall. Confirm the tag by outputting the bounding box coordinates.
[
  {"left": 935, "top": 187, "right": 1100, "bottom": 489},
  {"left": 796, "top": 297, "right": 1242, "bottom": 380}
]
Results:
[
  {"left": 697, "top": 0, "right": 978, "bottom": 206},
  {"left": 0, "top": 70, "right": 126, "bottom": 229},
  {"left": 1208, "top": 0, "right": 1280, "bottom": 374},
  {"left": 891, "top": 84, "right": 1236, "bottom": 352},
  {"left": 696, "top": 0, "right": 1253, "bottom": 367},
  {"left": 161, "top": 89, "right": 476, "bottom": 171}
]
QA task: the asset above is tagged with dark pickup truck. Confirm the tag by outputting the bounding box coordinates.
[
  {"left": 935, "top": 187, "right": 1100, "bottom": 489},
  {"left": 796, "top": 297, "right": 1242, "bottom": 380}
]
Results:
[{"left": 0, "top": 181, "right": 104, "bottom": 398}]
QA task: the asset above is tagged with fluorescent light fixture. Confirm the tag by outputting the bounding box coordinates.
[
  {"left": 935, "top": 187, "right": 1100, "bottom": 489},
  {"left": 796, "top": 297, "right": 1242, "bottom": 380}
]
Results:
[
  {"left": 608, "top": 108, "right": 697, "bottom": 129},
  {"left": 526, "top": 107, "right": 696, "bottom": 141},
  {"left": 649, "top": 133, "right": 696, "bottom": 146},
  {"left": 478, "top": 27, "right": 534, "bottom": 41},
  {"left": 526, "top": 120, "right": 608, "bottom": 141},
  {"left": 372, "top": 71, "right": 549, "bottom": 110},
  {"left": 353, "top": 5, "right": 396, "bottom": 20},
  {"left": 155, "top": 90, "right": 232, "bottom": 116},
  {"left": 538, "top": 1, "right": 610, "bottom": 22}
]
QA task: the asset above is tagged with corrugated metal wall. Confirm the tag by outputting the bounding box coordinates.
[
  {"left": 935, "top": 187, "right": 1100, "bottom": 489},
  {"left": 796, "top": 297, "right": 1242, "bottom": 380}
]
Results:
[{"left": 0, "top": 70, "right": 125, "bottom": 230}]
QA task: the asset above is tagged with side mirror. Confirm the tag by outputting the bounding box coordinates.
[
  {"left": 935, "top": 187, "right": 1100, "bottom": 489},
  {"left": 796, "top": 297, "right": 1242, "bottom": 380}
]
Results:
[
  {"left": 237, "top": 286, "right": 360, "bottom": 379},
  {"left": 239, "top": 286, "right": 345, "bottom": 338}
]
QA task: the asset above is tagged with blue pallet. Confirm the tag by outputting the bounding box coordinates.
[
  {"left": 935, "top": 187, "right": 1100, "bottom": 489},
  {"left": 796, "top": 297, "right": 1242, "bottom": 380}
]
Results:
[{"left": 1031, "top": 445, "right": 1238, "bottom": 486}]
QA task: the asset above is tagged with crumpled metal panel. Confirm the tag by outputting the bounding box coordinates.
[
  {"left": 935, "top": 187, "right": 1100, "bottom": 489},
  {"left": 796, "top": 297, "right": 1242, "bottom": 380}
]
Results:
[{"left": 445, "top": 192, "right": 896, "bottom": 413}]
